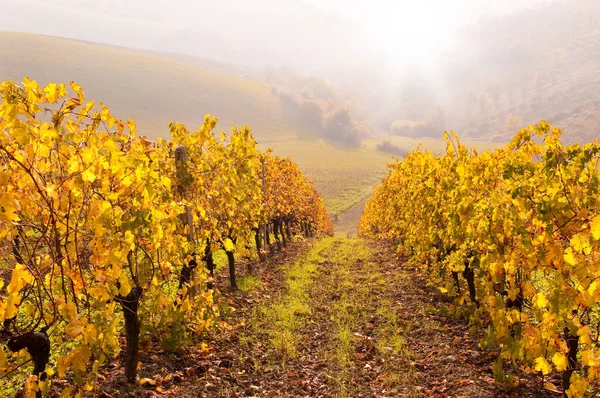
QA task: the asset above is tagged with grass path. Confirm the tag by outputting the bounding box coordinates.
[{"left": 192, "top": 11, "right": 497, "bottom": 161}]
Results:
[
  {"left": 242, "top": 238, "right": 415, "bottom": 397},
  {"left": 162, "top": 238, "right": 551, "bottom": 397}
]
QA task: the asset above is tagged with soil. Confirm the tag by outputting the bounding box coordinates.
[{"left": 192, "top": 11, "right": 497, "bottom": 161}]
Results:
[{"left": 74, "top": 238, "right": 564, "bottom": 397}]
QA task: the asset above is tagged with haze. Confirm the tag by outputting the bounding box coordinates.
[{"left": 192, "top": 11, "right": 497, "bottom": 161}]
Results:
[
  {"left": 2, "top": 0, "right": 599, "bottom": 144},
  {"left": 3, "top": 0, "right": 551, "bottom": 72}
]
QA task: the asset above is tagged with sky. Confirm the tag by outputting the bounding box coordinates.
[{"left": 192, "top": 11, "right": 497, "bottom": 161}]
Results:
[
  {"left": 308, "top": 0, "right": 455, "bottom": 63},
  {"left": 305, "top": 0, "right": 553, "bottom": 64},
  {"left": 4, "top": 0, "right": 598, "bottom": 142},
  {"left": 1, "top": 0, "right": 553, "bottom": 73}
]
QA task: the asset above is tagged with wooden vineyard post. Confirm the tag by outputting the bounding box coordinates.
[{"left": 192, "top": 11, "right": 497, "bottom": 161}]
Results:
[
  {"left": 175, "top": 145, "right": 197, "bottom": 294},
  {"left": 261, "top": 155, "right": 268, "bottom": 261}
]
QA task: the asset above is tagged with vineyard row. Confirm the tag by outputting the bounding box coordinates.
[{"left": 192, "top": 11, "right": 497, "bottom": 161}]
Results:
[
  {"left": 360, "top": 123, "right": 600, "bottom": 397},
  {"left": 0, "top": 78, "right": 332, "bottom": 397}
]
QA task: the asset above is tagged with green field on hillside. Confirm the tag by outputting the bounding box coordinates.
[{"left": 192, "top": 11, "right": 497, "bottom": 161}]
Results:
[{"left": 263, "top": 139, "right": 390, "bottom": 221}]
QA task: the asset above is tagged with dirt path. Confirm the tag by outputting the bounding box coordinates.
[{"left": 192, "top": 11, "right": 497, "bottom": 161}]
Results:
[
  {"left": 333, "top": 198, "right": 368, "bottom": 237},
  {"left": 134, "top": 238, "right": 554, "bottom": 397}
]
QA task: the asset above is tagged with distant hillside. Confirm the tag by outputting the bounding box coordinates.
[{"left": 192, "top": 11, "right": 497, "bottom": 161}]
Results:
[
  {"left": 1, "top": 0, "right": 368, "bottom": 76},
  {"left": 444, "top": 0, "right": 600, "bottom": 142},
  {"left": 380, "top": 0, "right": 600, "bottom": 143},
  {"left": 0, "top": 31, "right": 311, "bottom": 142}
]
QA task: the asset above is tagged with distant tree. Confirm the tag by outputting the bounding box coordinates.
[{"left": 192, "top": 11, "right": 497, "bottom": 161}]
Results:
[
  {"left": 299, "top": 101, "right": 323, "bottom": 131},
  {"left": 376, "top": 141, "right": 408, "bottom": 157},
  {"left": 322, "top": 109, "right": 363, "bottom": 146}
]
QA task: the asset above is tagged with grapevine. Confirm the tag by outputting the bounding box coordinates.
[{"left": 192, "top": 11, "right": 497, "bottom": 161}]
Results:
[
  {"left": 360, "top": 123, "right": 600, "bottom": 396},
  {"left": 0, "top": 78, "right": 332, "bottom": 396}
]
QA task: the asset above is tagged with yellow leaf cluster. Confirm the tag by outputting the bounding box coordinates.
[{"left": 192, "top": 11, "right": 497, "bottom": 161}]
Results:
[
  {"left": 0, "top": 77, "right": 332, "bottom": 391},
  {"left": 360, "top": 122, "right": 600, "bottom": 392}
]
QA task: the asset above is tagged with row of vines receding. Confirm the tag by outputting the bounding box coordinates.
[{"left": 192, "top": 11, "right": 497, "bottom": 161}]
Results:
[
  {"left": 0, "top": 77, "right": 333, "bottom": 397},
  {"left": 360, "top": 122, "right": 600, "bottom": 397}
]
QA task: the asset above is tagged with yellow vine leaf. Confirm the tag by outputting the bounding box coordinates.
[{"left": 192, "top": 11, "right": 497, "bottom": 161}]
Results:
[
  {"left": 24, "top": 374, "right": 39, "bottom": 398},
  {"left": 544, "top": 382, "right": 560, "bottom": 393},
  {"left": 552, "top": 352, "right": 569, "bottom": 372},
  {"left": 0, "top": 193, "right": 21, "bottom": 223},
  {"left": 43, "top": 83, "right": 59, "bottom": 102},
  {"left": 224, "top": 238, "right": 235, "bottom": 252},
  {"left": 564, "top": 247, "right": 578, "bottom": 266},
  {"left": 534, "top": 292, "right": 548, "bottom": 309},
  {"left": 7, "top": 264, "right": 34, "bottom": 294},
  {"left": 139, "top": 378, "right": 156, "bottom": 386},
  {"left": 570, "top": 233, "right": 591, "bottom": 255},
  {"left": 81, "top": 168, "right": 96, "bottom": 183},
  {"left": 534, "top": 357, "right": 552, "bottom": 375},
  {"left": 566, "top": 373, "right": 588, "bottom": 398},
  {"left": 70, "top": 81, "right": 84, "bottom": 102},
  {"left": 591, "top": 215, "right": 600, "bottom": 240}
]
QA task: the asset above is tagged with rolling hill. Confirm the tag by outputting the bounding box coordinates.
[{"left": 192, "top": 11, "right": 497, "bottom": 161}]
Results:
[
  {"left": 440, "top": 0, "right": 600, "bottom": 143},
  {"left": 0, "top": 31, "right": 305, "bottom": 142},
  {"left": 374, "top": 0, "right": 600, "bottom": 144}
]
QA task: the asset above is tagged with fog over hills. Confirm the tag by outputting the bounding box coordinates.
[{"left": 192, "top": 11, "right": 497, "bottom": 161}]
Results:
[
  {"left": 3, "top": 0, "right": 598, "bottom": 235},
  {"left": 1, "top": 0, "right": 369, "bottom": 75},
  {"left": 388, "top": 0, "right": 600, "bottom": 143},
  {"left": 2, "top": 0, "right": 599, "bottom": 144}
]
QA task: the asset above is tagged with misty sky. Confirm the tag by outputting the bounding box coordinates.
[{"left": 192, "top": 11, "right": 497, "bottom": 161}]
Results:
[
  {"left": 3, "top": 0, "right": 598, "bottom": 142},
  {"left": 2, "top": 0, "right": 554, "bottom": 74},
  {"left": 306, "top": 0, "right": 552, "bottom": 62}
]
